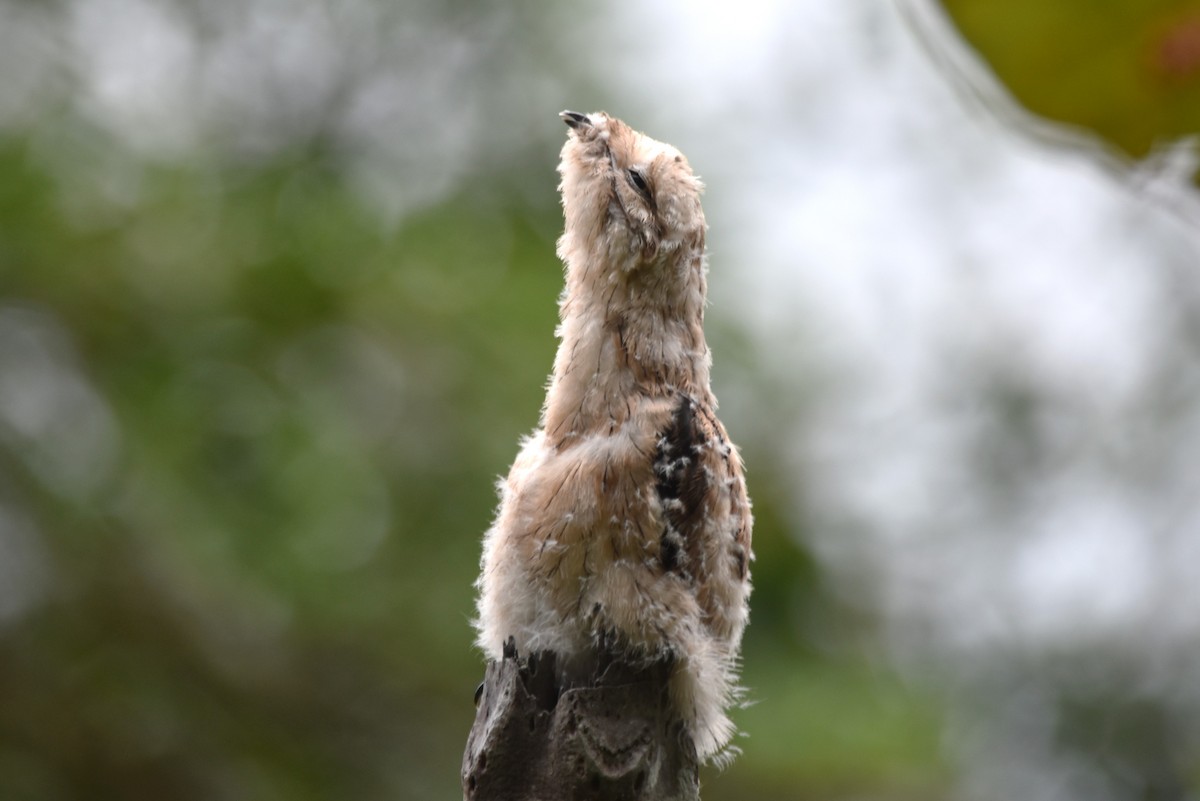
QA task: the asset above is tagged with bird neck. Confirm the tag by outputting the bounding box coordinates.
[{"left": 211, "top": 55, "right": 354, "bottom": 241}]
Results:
[{"left": 541, "top": 258, "right": 711, "bottom": 447}]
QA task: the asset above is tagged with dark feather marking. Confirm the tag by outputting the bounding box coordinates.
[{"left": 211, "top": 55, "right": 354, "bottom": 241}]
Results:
[
  {"left": 573, "top": 389, "right": 588, "bottom": 432},
  {"left": 543, "top": 461, "right": 581, "bottom": 512},
  {"left": 631, "top": 516, "right": 648, "bottom": 547},
  {"left": 660, "top": 525, "right": 682, "bottom": 573},
  {"left": 654, "top": 394, "right": 709, "bottom": 579},
  {"left": 604, "top": 279, "right": 621, "bottom": 312},
  {"left": 539, "top": 517, "right": 568, "bottom": 557},
  {"left": 734, "top": 537, "right": 748, "bottom": 581},
  {"left": 613, "top": 317, "right": 632, "bottom": 373}
]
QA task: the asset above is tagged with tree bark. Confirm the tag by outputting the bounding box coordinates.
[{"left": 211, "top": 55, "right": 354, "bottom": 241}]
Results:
[{"left": 462, "top": 639, "right": 701, "bottom": 801}]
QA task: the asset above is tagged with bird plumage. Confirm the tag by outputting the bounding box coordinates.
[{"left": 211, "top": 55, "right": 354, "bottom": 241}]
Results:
[{"left": 474, "top": 110, "right": 752, "bottom": 764}]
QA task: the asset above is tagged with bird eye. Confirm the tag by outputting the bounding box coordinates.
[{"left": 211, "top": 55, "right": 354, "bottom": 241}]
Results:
[{"left": 626, "top": 168, "right": 651, "bottom": 199}]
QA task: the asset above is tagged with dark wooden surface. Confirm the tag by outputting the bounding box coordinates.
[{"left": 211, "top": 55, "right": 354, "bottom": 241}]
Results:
[{"left": 462, "top": 640, "right": 700, "bottom": 801}]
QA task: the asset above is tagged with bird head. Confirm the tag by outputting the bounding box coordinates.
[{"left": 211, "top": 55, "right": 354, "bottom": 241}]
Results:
[{"left": 557, "top": 110, "right": 706, "bottom": 270}]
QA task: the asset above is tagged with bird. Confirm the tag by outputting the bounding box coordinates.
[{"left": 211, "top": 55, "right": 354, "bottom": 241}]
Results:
[{"left": 474, "top": 110, "right": 752, "bottom": 765}]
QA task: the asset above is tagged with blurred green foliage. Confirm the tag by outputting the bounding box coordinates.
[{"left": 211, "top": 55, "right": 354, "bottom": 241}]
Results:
[{"left": 937, "top": 0, "right": 1200, "bottom": 182}]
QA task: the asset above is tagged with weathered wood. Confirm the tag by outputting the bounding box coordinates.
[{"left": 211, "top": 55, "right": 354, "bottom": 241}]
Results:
[{"left": 462, "top": 640, "right": 700, "bottom": 801}]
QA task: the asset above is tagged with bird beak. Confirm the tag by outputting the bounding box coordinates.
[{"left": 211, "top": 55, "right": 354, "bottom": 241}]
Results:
[{"left": 559, "top": 110, "right": 590, "bottom": 130}]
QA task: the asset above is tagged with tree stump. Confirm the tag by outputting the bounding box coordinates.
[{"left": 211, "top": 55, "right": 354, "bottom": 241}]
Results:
[{"left": 462, "top": 639, "right": 701, "bottom": 801}]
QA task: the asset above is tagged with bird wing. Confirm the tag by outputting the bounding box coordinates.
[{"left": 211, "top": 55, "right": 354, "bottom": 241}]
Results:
[{"left": 653, "top": 392, "right": 752, "bottom": 618}]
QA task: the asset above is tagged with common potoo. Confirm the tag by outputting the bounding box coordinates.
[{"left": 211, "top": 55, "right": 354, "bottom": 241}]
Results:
[{"left": 474, "top": 110, "right": 753, "bottom": 764}]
